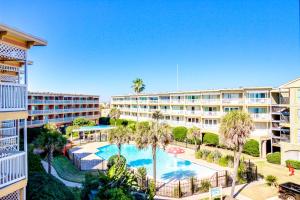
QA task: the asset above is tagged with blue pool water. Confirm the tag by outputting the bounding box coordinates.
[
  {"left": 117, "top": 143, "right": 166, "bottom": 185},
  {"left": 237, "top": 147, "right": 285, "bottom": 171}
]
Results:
[
  {"left": 95, "top": 144, "right": 217, "bottom": 181},
  {"left": 76, "top": 125, "right": 113, "bottom": 132}
]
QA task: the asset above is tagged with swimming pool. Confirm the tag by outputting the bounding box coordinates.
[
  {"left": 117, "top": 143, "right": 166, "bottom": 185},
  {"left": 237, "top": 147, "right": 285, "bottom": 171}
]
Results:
[{"left": 95, "top": 144, "right": 217, "bottom": 181}]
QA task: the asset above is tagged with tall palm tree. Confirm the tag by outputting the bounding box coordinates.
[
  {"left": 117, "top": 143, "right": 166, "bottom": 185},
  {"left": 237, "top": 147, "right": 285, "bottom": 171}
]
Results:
[
  {"left": 132, "top": 78, "right": 145, "bottom": 122},
  {"left": 187, "top": 126, "right": 201, "bottom": 151},
  {"left": 109, "top": 108, "right": 121, "bottom": 126},
  {"left": 220, "top": 110, "right": 254, "bottom": 198},
  {"left": 134, "top": 122, "right": 172, "bottom": 185},
  {"left": 152, "top": 110, "right": 163, "bottom": 123},
  {"left": 34, "top": 123, "right": 67, "bottom": 174},
  {"left": 108, "top": 126, "right": 131, "bottom": 158}
]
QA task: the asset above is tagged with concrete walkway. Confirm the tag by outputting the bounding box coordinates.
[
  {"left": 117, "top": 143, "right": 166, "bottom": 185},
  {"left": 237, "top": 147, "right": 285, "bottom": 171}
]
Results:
[{"left": 41, "top": 160, "right": 82, "bottom": 188}]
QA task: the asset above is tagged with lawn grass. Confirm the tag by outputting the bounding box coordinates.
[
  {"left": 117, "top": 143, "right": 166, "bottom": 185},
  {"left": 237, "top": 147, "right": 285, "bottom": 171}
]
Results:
[{"left": 52, "top": 155, "right": 98, "bottom": 183}]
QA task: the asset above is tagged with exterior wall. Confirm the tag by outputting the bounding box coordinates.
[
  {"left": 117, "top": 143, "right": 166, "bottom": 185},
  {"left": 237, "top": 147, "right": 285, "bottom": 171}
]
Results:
[{"left": 27, "top": 92, "right": 100, "bottom": 127}]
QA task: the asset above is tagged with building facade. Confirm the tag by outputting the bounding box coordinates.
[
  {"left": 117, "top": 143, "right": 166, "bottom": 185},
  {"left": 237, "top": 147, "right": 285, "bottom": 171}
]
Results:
[
  {"left": 111, "top": 78, "right": 300, "bottom": 162},
  {"left": 27, "top": 92, "right": 100, "bottom": 128},
  {"left": 0, "top": 24, "right": 47, "bottom": 200}
]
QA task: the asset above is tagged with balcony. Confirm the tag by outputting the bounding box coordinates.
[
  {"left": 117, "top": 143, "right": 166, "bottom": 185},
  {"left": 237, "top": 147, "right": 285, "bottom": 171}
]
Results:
[
  {"left": 202, "top": 111, "right": 222, "bottom": 117},
  {"left": 222, "top": 98, "right": 244, "bottom": 104},
  {"left": 250, "top": 113, "right": 271, "bottom": 120},
  {"left": 0, "top": 136, "right": 18, "bottom": 151},
  {"left": 170, "top": 99, "right": 185, "bottom": 104},
  {"left": 0, "top": 152, "right": 26, "bottom": 188},
  {"left": 28, "top": 99, "right": 44, "bottom": 104},
  {"left": 201, "top": 99, "right": 221, "bottom": 104},
  {"left": 0, "top": 83, "right": 27, "bottom": 111},
  {"left": 246, "top": 98, "right": 271, "bottom": 104},
  {"left": 159, "top": 99, "right": 170, "bottom": 104},
  {"left": 0, "top": 42, "right": 26, "bottom": 61},
  {"left": 185, "top": 110, "right": 202, "bottom": 116},
  {"left": 202, "top": 124, "right": 219, "bottom": 130},
  {"left": 148, "top": 100, "right": 158, "bottom": 104},
  {"left": 171, "top": 110, "right": 186, "bottom": 115},
  {"left": 185, "top": 99, "right": 201, "bottom": 104}
]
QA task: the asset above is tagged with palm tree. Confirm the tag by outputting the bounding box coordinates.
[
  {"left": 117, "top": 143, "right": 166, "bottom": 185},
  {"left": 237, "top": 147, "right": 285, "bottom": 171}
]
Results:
[
  {"left": 109, "top": 108, "right": 121, "bottom": 126},
  {"left": 134, "top": 122, "right": 172, "bottom": 185},
  {"left": 132, "top": 78, "right": 145, "bottom": 122},
  {"left": 187, "top": 126, "right": 201, "bottom": 151},
  {"left": 219, "top": 110, "right": 254, "bottom": 199},
  {"left": 152, "top": 110, "right": 163, "bottom": 123},
  {"left": 34, "top": 123, "right": 67, "bottom": 174},
  {"left": 108, "top": 126, "right": 131, "bottom": 158}
]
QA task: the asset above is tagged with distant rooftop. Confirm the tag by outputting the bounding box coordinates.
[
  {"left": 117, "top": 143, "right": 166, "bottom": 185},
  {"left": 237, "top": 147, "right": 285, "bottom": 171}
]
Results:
[{"left": 29, "top": 91, "right": 100, "bottom": 98}]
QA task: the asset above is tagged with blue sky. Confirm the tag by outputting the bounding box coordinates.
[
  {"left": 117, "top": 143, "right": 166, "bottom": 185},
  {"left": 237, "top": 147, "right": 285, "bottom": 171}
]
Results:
[{"left": 1, "top": 0, "right": 299, "bottom": 101}]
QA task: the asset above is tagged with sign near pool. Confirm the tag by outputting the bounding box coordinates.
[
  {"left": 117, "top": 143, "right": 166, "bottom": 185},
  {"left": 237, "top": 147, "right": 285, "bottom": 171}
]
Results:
[{"left": 209, "top": 187, "right": 222, "bottom": 199}]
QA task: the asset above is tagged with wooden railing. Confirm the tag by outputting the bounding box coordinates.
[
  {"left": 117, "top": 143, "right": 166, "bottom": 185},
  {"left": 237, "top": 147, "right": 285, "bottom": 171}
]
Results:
[
  {"left": 0, "top": 152, "right": 26, "bottom": 188},
  {"left": 0, "top": 83, "right": 27, "bottom": 111}
]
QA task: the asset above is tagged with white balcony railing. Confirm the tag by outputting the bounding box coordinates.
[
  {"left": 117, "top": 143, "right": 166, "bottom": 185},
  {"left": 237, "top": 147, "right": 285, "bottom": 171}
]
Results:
[
  {"left": 170, "top": 99, "right": 185, "bottom": 104},
  {"left": 222, "top": 98, "right": 244, "bottom": 104},
  {"left": 246, "top": 98, "right": 271, "bottom": 104},
  {"left": 250, "top": 113, "right": 270, "bottom": 120},
  {"left": 202, "top": 111, "right": 222, "bottom": 117},
  {"left": 159, "top": 99, "right": 170, "bottom": 104},
  {"left": 201, "top": 99, "right": 221, "bottom": 104},
  {"left": 0, "top": 152, "right": 26, "bottom": 188},
  {"left": 202, "top": 124, "right": 219, "bottom": 130},
  {"left": 185, "top": 110, "right": 202, "bottom": 115},
  {"left": 0, "top": 136, "right": 18, "bottom": 151},
  {"left": 185, "top": 99, "right": 201, "bottom": 104},
  {"left": 0, "top": 83, "right": 27, "bottom": 111},
  {"left": 171, "top": 110, "right": 186, "bottom": 115}
]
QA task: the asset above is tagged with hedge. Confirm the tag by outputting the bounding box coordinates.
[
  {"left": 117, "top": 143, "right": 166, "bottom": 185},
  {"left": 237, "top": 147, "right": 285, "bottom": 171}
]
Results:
[
  {"left": 286, "top": 160, "right": 300, "bottom": 169},
  {"left": 107, "top": 155, "right": 126, "bottom": 169},
  {"left": 110, "top": 119, "right": 136, "bottom": 127},
  {"left": 172, "top": 126, "right": 188, "bottom": 142},
  {"left": 266, "top": 152, "right": 281, "bottom": 164},
  {"left": 203, "top": 133, "right": 219, "bottom": 146},
  {"left": 243, "top": 139, "right": 260, "bottom": 157}
]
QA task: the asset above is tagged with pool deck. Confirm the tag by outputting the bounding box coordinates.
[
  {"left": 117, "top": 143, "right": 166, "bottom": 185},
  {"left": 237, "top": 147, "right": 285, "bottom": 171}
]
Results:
[{"left": 69, "top": 142, "right": 229, "bottom": 172}]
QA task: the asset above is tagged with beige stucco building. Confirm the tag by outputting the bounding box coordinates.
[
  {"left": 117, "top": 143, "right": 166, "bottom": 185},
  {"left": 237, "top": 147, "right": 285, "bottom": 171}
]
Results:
[{"left": 111, "top": 78, "right": 300, "bottom": 163}]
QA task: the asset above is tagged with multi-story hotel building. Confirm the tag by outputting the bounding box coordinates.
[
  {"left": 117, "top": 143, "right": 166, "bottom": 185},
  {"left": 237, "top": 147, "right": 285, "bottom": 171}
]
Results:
[
  {"left": 0, "top": 24, "right": 47, "bottom": 200},
  {"left": 27, "top": 92, "right": 100, "bottom": 128},
  {"left": 111, "top": 78, "right": 300, "bottom": 163}
]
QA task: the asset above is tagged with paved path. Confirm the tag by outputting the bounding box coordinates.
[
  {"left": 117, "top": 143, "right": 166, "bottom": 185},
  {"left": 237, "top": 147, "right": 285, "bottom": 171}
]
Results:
[{"left": 41, "top": 160, "right": 82, "bottom": 188}]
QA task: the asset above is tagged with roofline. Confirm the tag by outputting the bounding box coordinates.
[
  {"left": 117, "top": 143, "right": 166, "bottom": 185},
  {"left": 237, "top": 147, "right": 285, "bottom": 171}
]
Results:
[
  {"left": 279, "top": 77, "right": 300, "bottom": 88},
  {"left": 29, "top": 91, "right": 100, "bottom": 98},
  {"left": 0, "top": 23, "right": 47, "bottom": 46}
]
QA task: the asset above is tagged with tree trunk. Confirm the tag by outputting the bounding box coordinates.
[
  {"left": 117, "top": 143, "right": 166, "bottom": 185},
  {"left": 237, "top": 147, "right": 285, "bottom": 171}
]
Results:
[
  {"left": 194, "top": 139, "right": 197, "bottom": 152},
  {"left": 136, "top": 93, "right": 139, "bottom": 122},
  {"left": 152, "top": 145, "right": 157, "bottom": 192},
  {"left": 118, "top": 144, "right": 121, "bottom": 159},
  {"left": 48, "top": 148, "right": 54, "bottom": 175},
  {"left": 230, "top": 147, "right": 243, "bottom": 198}
]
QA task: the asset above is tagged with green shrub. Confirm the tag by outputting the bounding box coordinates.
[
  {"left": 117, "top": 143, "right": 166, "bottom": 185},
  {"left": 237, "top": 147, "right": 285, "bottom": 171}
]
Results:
[
  {"left": 203, "top": 133, "right": 219, "bottom": 146},
  {"left": 195, "top": 150, "right": 202, "bottom": 159},
  {"left": 28, "top": 151, "right": 44, "bottom": 173},
  {"left": 211, "top": 150, "right": 222, "bottom": 163},
  {"left": 225, "top": 155, "right": 234, "bottom": 168},
  {"left": 206, "top": 153, "right": 214, "bottom": 163},
  {"left": 243, "top": 139, "right": 260, "bottom": 157},
  {"left": 286, "top": 160, "right": 300, "bottom": 169},
  {"left": 201, "top": 149, "right": 211, "bottom": 160},
  {"left": 104, "top": 188, "right": 133, "bottom": 200},
  {"left": 110, "top": 119, "right": 136, "bottom": 127},
  {"left": 27, "top": 172, "right": 75, "bottom": 200},
  {"left": 107, "top": 155, "right": 126, "bottom": 169},
  {"left": 199, "top": 180, "right": 211, "bottom": 193},
  {"left": 265, "top": 175, "right": 278, "bottom": 187},
  {"left": 148, "top": 180, "right": 156, "bottom": 200},
  {"left": 218, "top": 156, "right": 229, "bottom": 167},
  {"left": 266, "top": 152, "right": 281, "bottom": 164},
  {"left": 172, "top": 126, "right": 188, "bottom": 142},
  {"left": 173, "top": 186, "right": 182, "bottom": 198}
]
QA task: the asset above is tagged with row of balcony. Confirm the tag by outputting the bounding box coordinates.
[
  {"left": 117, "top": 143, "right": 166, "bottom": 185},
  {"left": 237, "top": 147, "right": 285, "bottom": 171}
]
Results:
[
  {"left": 28, "top": 99, "right": 99, "bottom": 104},
  {"left": 26, "top": 115, "right": 99, "bottom": 126},
  {"left": 28, "top": 108, "right": 99, "bottom": 115},
  {"left": 119, "top": 108, "right": 271, "bottom": 120},
  {"left": 0, "top": 83, "right": 27, "bottom": 112},
  {"left": 113, "top": 98, "right": 271, "bottom": 105}
]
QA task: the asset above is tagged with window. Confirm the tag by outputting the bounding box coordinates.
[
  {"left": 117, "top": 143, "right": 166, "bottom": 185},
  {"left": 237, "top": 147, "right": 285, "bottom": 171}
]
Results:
[
  {"left": 223, "top": 93, "right": 240, "bottom": 99},
  {"left": 247, "top": 93, "right": 266, "bottom": 98},
  {"left": 224, "top": 107, "right": 239, "bottom": 112},
  {"left": 248, "top": 107, "right": 267, "bottom": 113}
]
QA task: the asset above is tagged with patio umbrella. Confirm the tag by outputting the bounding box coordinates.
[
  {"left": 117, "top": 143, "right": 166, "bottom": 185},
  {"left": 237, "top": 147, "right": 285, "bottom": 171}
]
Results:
[{"left": 167, "top": 147, "right": 185, "bottom": 168}]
